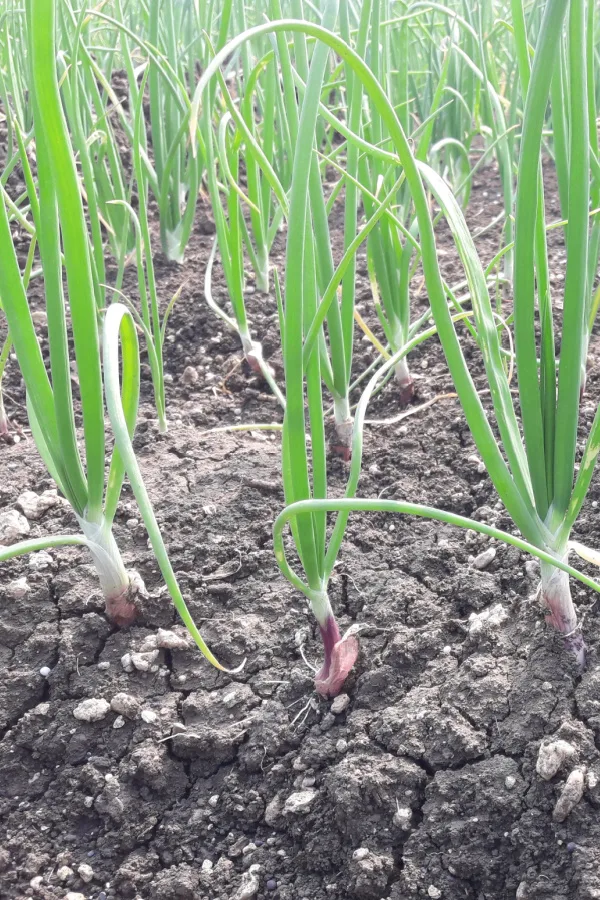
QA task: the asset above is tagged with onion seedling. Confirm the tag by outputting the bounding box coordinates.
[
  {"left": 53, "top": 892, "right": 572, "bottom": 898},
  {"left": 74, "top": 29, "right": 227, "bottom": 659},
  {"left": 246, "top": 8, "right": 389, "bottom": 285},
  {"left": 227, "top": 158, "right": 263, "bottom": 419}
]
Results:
[
  {"left": 102, "top": 303, "right": 243, "bottom": 675},
  {"left": 0, "top": 0, "right": 142, "bottom": 626},
  {"left": 195, "top": 5, "right": 600, "bottom": 691}
]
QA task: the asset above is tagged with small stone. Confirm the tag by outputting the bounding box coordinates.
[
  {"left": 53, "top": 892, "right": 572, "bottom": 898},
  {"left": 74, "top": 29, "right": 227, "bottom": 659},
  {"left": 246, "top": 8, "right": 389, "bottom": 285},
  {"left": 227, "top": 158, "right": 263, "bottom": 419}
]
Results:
[
  {"left": 57, "top": 865, "right": 73, "bottom": 881},
  {"left": 0, "top": 509, "right": 30, "bottom": 543},
  {"left": 393, "top": 806, "right": 412, "bottom": 828},
  {"left": 505, "top": 776, "right": 516, "bottom": 789},
  {"left": 330, "top": 693, "right": 350, "bottom": 715},
  {"left": 97, "top": 661, "right": 110, "bottom": 671},
  {"left": 65, "top": 894, "right": 86, "bottom": 900},
  {"left": 284, "top": 790, "right": 316, "bottom": 815},
  {"left": 553, "top": 767, "right": 586, "bottom": 822},
  {"left": 541, "top": 681, "right": 552, "bottom": 691},
  {"left": 266, "top": 879, "right": 277, "bottom": 891},
  {"left": 141, "top": 709, "right": 158, "bottom": 724},
  {"left": 121, "top": 653, "right": 134, "bottom": 673},
  {"left": 29, "top": 551, "right": 53, "bottom": 570},
  {"left": 352, "top": 848, "right": 369, "bottom": 861},
  {"left": 427, "top": 887, "right": 442, "bottom": 899},
  {"left": 320, "top": 713, "right": 335, "bottom": 732},
  {"left": 468, "top": 603, "right": 508, "bottom": 634},
  {"left": 77, "top": 864, "right": 94, "bottom": 883},
  {"left": 471, "top": 547, "right": 496, "bottom": 570},
  {"left": 336, "top": 739, "right": 348, "bottom": 753},
  {"left": 29, "top": 876, "right": 43, "bottom": 889},
  {"left": 113, "top": 716, "right": 125, "bottom": 730},
  {"left": 138, "top": 634, "right": 158, "bottom": 652},
  {"left": 182, "top": 365, "right": 199, "bottom": 385},
  {"left": 234, "top": 864, "right": 261, "bottom": 899},
  {"left": 264, "top": 795, "right": 283, "bottom": 826},
  {"left": 243, "top": 844, "right": 257, "bottom": 855},
  {"left": 39, "top": 667, "right": 51, "bottom": 678},
  {"left": 201, "top": 859, "right": 213, "bottom": 874},
  {"left": 156, "top": 628, "right": 192, "bottom": 650},
  {"left": 587, "top": 771, "right": 598, "bottom": 790},
  {"left": 7, "top": 577, "right": 30, "bottom": 600},
  {"left": 222, "top": 688, "right": 245, "bottom": 709},
  {"left": 536, "top": 740, "right": 577, "bottom": 780},
  {"left": 208, "top": 794, "right": 219, "bottom": 808},
  {"left": 468, "top": 454, "right": 486, "bottom": 474},
  {"left": 73, "top": 699, "right": 110, "bottom": 722},
  {"left": 16, "top": 489, "right": 59, "bottom": 520},
  {"left": 130, "top": 650, "right": 159, "bottom": 672},
  {"left": 110, "top": 693, "right": 140, "bottom": 719}
]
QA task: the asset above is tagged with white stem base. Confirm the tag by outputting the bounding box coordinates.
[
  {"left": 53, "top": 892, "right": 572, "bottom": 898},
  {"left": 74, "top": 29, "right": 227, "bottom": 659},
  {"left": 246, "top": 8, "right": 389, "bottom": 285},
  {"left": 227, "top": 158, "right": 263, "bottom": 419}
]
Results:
[
  {"left": 540, "top": 559, "right": 585, "bottom": 668},
  {"left": 394, "top": 357, "right": 414, "bottom": 406},
  {"left": 333, "top": 395, "right": 353, "bottom": 455},
  {"left": 78, "top": 515, "right": 139, "bottom": 626}
]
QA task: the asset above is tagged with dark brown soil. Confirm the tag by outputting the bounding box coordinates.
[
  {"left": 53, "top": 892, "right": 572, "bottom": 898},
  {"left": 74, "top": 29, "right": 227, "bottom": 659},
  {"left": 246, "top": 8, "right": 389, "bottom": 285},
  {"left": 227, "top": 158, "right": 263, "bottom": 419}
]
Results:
[{"left": 2, "top": 132, "right": 600, "bottom": 900}]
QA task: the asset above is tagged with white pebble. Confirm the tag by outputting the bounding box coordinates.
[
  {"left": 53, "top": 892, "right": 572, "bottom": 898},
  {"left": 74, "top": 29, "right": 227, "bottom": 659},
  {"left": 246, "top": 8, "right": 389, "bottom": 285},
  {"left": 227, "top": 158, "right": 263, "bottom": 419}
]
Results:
[
  {"left": 39, "top": 667, "right": 51, "bottom": 678},
  {"left": 131, "top": 650, "right": 159, "bottom": 672},
  {"left": 57, "top": 865, "right": 73, "bottom": 881},
  {"left": 284, "top": 790, "right": 316, "bottom": 815},
  {"left": 121, "top": 653, "right": 134, "bottom": 673},
  {"left": 16, "top": 489, "right": 59, "bottom": 520},
  {"left": 553, "top": 767, "right": 586, "bottom": 822},
  {"left": 156, "top": 628, "right": 192, "bottom": 650},
  {"left": 468, "top": 604, "right": 508, "bottom": 635},
  {"left": 0, "top": 509, "right": 30, "bottom": 543},
  {"left": 110, "top": 693, "right": 140, "bottom": 719},
  {"left": 330, "top": 693, "right": 350, "bottom": 715},
  {"left": 141, "top": 709, "right": 158, "bottom": 724},
  {"left": 471, "top": 547, "right": 496, "bottom": 570},
  {"left": 233, "top": 864, "right": 261, "bottom": 899},
  {"left": 536, "top": 740, "right": 576, "bottom": 780},
  {"left": 73, "top": 699, "right": 110, "bottom": 722},
  {"left": 77, "top": 863, "right": 94, "bottom": 883},
  {"left": 7, "top": 577, "right": 30, "bottom": 600},
  {"left": 29, "top": 551, "right": 53, "bottom": 570}
]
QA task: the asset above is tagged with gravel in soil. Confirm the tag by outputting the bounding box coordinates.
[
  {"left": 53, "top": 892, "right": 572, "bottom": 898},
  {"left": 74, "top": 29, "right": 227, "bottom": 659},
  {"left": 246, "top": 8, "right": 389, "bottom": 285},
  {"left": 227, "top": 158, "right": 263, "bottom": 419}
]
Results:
[{"left": 2, "top": 147, "right": 600, "bottom": 900}]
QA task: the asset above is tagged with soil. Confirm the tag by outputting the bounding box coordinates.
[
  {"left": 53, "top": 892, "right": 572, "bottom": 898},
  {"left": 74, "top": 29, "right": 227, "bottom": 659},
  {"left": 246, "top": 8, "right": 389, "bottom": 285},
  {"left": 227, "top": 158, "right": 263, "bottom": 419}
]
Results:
[{"left": 2, "top": 119, "right": 600, "bottom": 900}]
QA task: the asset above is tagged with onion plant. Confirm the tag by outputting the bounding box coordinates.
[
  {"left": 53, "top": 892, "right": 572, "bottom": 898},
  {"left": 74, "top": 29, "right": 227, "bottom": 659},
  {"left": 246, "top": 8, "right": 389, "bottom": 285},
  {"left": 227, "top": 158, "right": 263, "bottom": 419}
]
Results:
[
  {"left": 146, "top": 0, "right": 204, "bottom": 262},
  {"left": 202, "top": 103, "right": 286, "bottom": 404},
  {"left": 59, "top": 1, "right": 134, "bottom": 267},
  {"left": 102, "top": 302, "right": 241, "bottom": 674},
  {"left": 195, "top": 1, "right": 600, "bottom": 695},
  {"left": 0, "top": 0, "right": 141, "bottom": 626}
]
